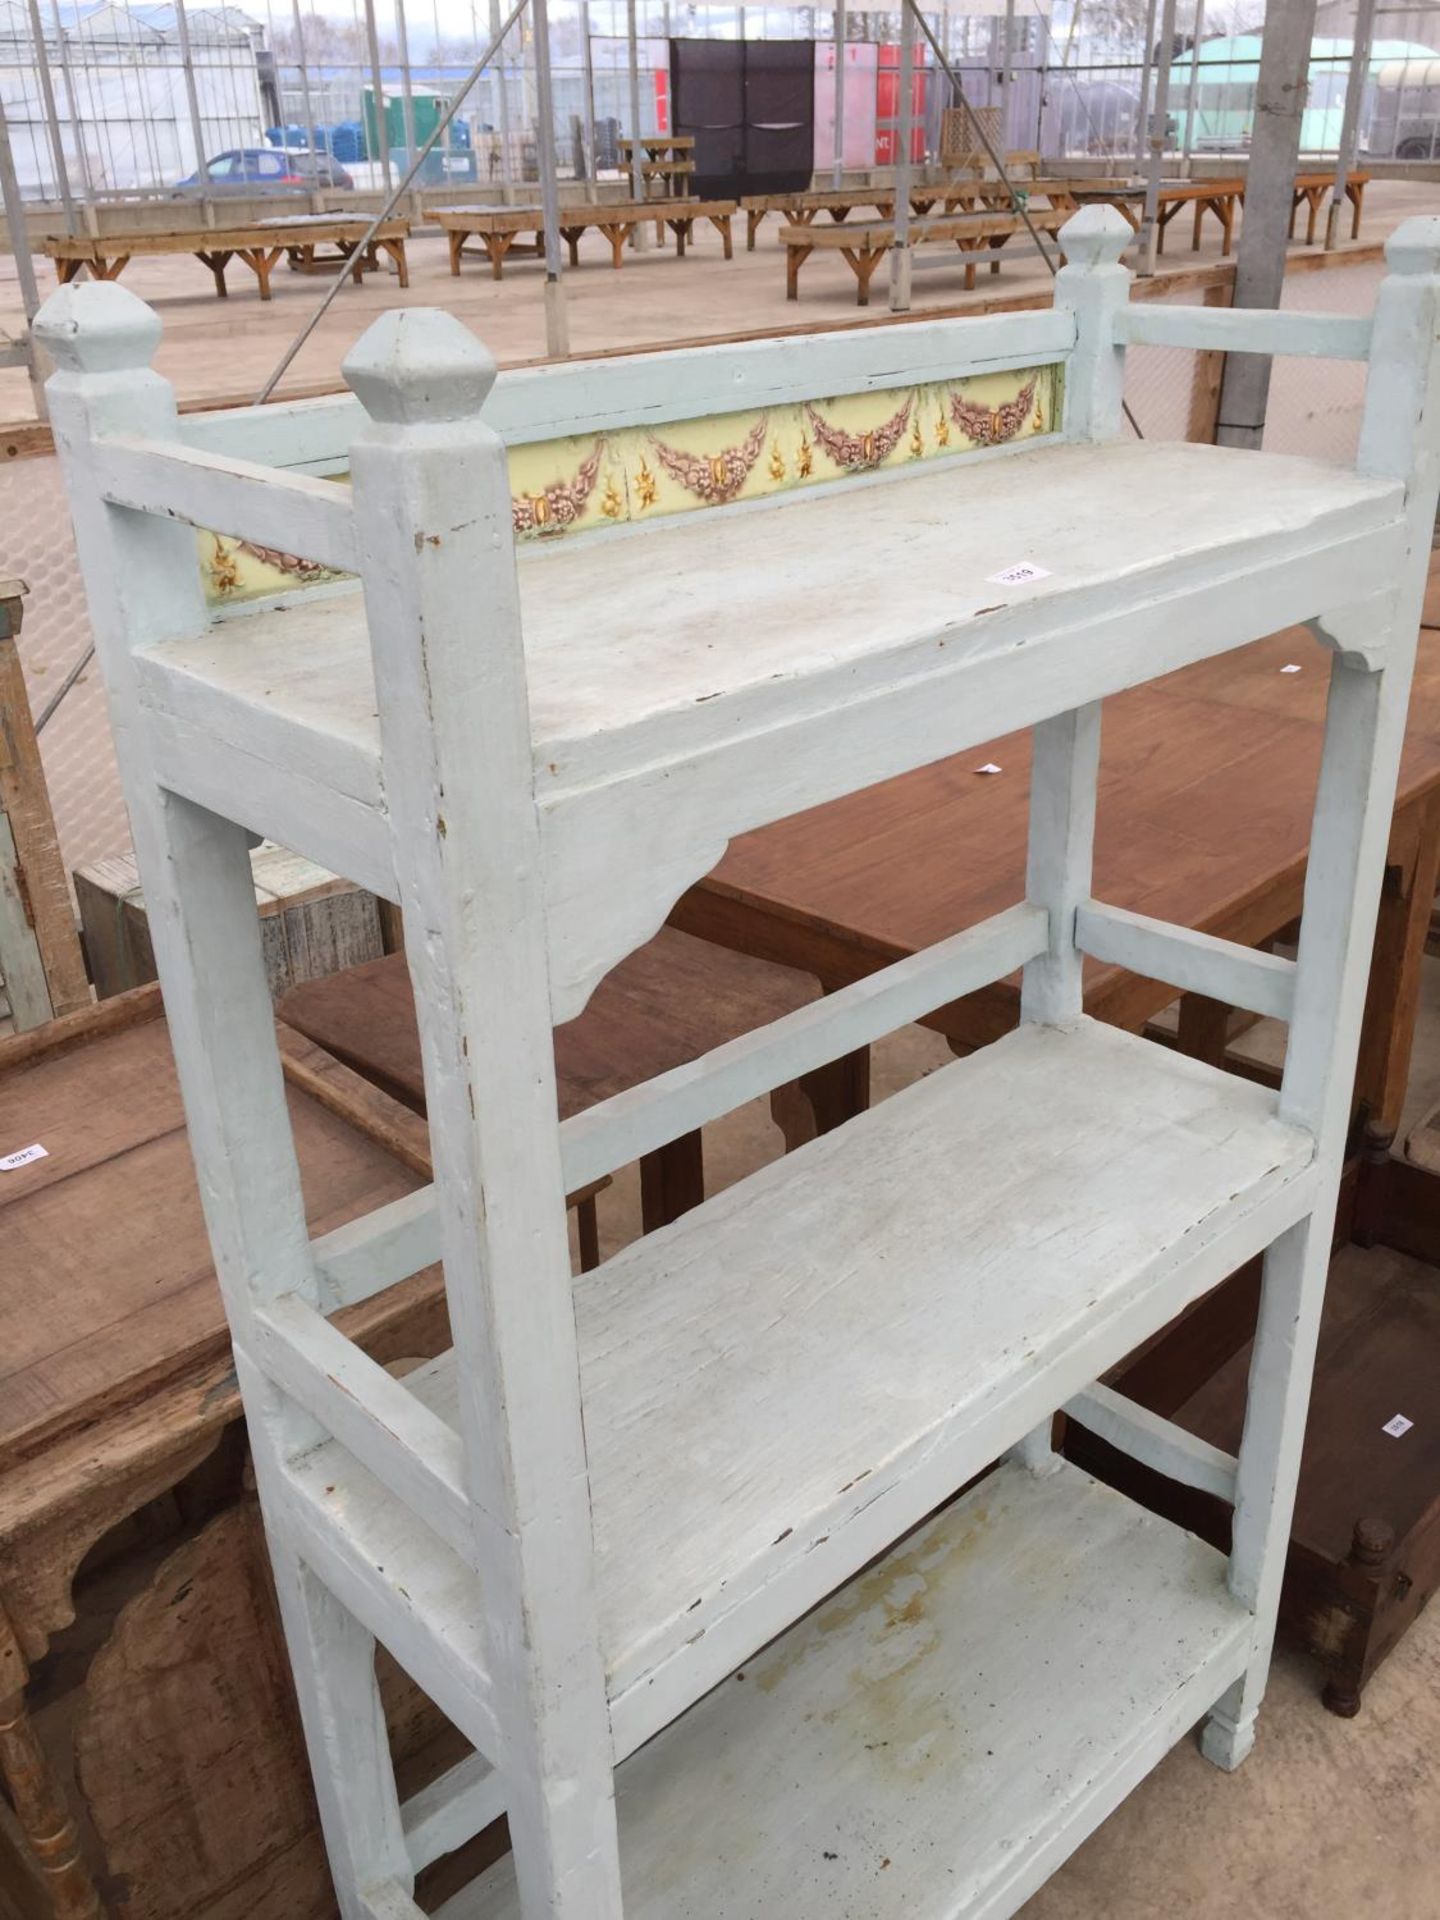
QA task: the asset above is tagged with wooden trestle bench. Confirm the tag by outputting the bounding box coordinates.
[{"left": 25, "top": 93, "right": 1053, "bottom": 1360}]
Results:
[
  {"left": 783, "top": 204, "right": 1069, "bottom": 304},
  {"left": 45, "top": 214, "right": 411, "bottom": 301},
  {"left": 37, "top": 207, "right": 1440, "bottom": 1918},
  {"left": 433, "top": 200, "right": 736, "bottom": 278}
]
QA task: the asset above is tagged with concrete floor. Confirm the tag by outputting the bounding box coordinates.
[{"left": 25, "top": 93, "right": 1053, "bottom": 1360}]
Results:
[{"left": 2, "top": 176, "right": 1436, "bottom": 418}]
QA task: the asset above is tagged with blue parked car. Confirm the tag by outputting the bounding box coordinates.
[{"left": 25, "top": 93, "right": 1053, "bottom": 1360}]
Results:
[{"left": 174, "top": 147, "right": 354, "bottom": 194}]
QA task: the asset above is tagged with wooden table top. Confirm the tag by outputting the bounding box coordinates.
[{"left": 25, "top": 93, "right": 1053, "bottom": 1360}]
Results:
[
  {"left": 277, "top": 926, "right": 820, "bottom": 1121},
  {"left": 43, "top": 216, "right": 408, "bottom": 256},
  {"left": 0, "top": 993, "right": 430, "bottom": 1475},
  {"left": 677, "top": 622, "right": 1440, "bottom": 1049}
]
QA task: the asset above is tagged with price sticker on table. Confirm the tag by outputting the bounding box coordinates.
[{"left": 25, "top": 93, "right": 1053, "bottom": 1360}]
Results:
[
  {"left": 1383, "top": 1414, "right": 1414, "bottom": 1439},
  {"left": 987, "top": 562, "right": 1052, "bottom": 587},
  {"left": 0, "top": 1142, "right": 48, "bottom": 1172}
]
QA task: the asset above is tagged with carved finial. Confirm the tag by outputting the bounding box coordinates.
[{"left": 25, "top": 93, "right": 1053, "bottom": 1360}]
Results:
[
  {"left": 1384, "top": 215, "right": 1440, "bottom": 278},
  {"left": 343, "top": 309, "right": 497, "bottom": 427},
  {"left": 34, "top": 280, "right": 161, "bottom": 376},
  {"left": 1057, "top": 205, "right": 1132, "bottom": 270},
  {"left": 1350, "top": 1515, "right": 1395, "bottom": 1568}
]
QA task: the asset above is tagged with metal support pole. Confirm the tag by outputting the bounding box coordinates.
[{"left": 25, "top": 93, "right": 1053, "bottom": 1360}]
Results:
[
  {"left": 1133, "top": 0, "right": 1159, "bottom": 170},
  {"left": 1137, "top": 0, "right": 1177, "bottom": 275},
  {"left": 1325, "top": 0, "right": 1374, "bottom": 250},
  {"left": 257, "top": 0, "right": 527, "bottom": 401},
  {"left": 394, "top": 0, "right": 419, "bottom": 168},
  {"left": 24, "top": 0, "right": 75, "bottom": 234},
  {"left": 291, "top": 0, "right": 320, "bottom": 165},
  {"left": 832, "top": 0, "right": 846, "bottom": 189},
  {"left": 531, "top": 0, "right": 569, "bottom": 354},
  {"left": 0, "top": 92, "right": 46, "bottom": 417},
  {"left": 490, "top": 0, "right": 513, "bottom": 189},
  {"left": 363, "top": 0, "right": 394, "bottom": 189},
  {"left": 580, "top": 0, "right": 598, "bottom": 199},
  {"left": 1181, "top": 0, "right": 1203, "bottom": 168},
  {"left": 1215, "top": 0, "right": 1319, "bottom": 448},
  {"left": 626, "top": 0, "right": 648, "bottom": 245},
  {"left": 999, "top": 0, "right": 1015, "bottom": 153},
  {"left": 173, "top": 0, "right": 215, "bottom": 225},
  {"left": 49, "top": 1, "right": 95, "bottom": 217},
  {"left": 889, "top": 0, "right": 916, "bottom": 312}
]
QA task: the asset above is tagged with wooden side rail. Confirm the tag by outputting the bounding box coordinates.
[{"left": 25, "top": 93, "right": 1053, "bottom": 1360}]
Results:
[
  {"left": 1114, "top": 305, "right": 1372, "bottom": 362},
  {"left": 253, "top": 1294, "right": 473, "bottom": 1560},
  {"left": 401, "top": 1751, "right": 504, "bottom": 1872},
  {"left": 313, "top": 1186, "right": 441, "bottom": 1309},
  {"left": 559, "top": 903, "right": 1049, "bottom": 1194},
  {"left": 1076, "top": 901, "right": 1297, "bottom": 1024},
  {"left": 1064, "top": 1383, "right": 1238, "bottom": 1503},
  {"left": 94, "top": 435, "right": 359, "bottom": 574},
  {"left": 268, "top": 1437, "right": 504, "bottom": 1759}
]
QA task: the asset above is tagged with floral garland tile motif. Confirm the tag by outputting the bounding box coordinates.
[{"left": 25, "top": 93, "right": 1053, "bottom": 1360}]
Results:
[
  {"left": 511, "top": 438, "right": 605, "bottom": 536},
  {"left": 804, "top": 394, "right": 913, "bottom": 473},
  {"left": 950, "top": 374, "right": 1041, "bottom": 447},
  {"left": 648, "top": 415, "right": 768, "bottom": 506},
  {"left": 198, "top": 363, "right": 1064, "bottom": 599}
]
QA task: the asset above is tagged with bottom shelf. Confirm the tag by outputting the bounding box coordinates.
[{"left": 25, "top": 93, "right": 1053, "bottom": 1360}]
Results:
[{"left": 440, "top": 1459, "right": 1253, "bottom": 1920}]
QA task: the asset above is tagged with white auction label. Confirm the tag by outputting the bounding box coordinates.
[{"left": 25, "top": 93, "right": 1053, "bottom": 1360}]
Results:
[
  {"left": 0, "top": 1142, "right": 48, "bottom": 1171},
  {"left": 987, "top": 562, "right": 1052, "bottom": 587},
  {"left": 975, "top": 762, "right": 1003, "bottom": 776},
  {"left": 1280, "top": 663, "right": 1303, "bottom": 674},
  {"left": 1383, "top": 1414, "right": 1414, "bottom": 1439}
]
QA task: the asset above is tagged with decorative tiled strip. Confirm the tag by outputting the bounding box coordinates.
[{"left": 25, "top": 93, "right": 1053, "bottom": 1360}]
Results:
[{"left": 202, "top": 362, "right": 1062, "bottom": 605}]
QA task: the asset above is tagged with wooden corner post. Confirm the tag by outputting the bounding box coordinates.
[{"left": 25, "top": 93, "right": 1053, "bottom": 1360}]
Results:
[
  {"left": 1204, "top": 215, "right": 1440, "bottom": 1773},
  {"left": 1019, "top": 209, "right": 1130, "bottom": 1034},
  {"left": 343, "top": 310, "right": 623, "bottom": 1919}
]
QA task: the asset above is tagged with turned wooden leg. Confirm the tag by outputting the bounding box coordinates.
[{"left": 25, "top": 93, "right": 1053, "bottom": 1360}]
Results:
[
  {"left": 639, "top": 1132, "right": 705, "bottom": 1232},
  {"left": 0, "top": 1615, "right": 101, "bottom": 1919},
  {"left": 1321, "top": 1517, "right": 1395, "bottom": 1718}
]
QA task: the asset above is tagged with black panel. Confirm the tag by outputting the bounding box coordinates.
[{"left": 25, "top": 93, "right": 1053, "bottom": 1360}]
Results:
[{"left": 670, "top": 38, "right": 813, "bottom": 198}]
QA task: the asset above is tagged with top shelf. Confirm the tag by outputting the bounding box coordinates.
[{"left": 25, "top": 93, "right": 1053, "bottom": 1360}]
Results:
[{"left": 133, "top": 437, "right": 1403, "bottom": 1006}]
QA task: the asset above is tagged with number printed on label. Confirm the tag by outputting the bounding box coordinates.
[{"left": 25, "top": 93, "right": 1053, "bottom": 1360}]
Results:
[
  {"left": 0, "top": 1142, "right": 48, "bottom": 1172},
  {"left": 1383, "top": 1414, "right": 1414, "bottom": 1439},
  {"left": 987, "top": 561, "right": 1052, "bottom": 587}
]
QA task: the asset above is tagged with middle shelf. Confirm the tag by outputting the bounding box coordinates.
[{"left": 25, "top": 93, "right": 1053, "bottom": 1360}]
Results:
[{"left": 290, "top": 1014, "right": 1315, "bottom": 1756}]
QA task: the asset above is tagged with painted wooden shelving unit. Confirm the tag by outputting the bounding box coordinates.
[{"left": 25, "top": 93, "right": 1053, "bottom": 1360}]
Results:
[{"left": 37, "top": 207, "right": 1440, "bottom": 1919}]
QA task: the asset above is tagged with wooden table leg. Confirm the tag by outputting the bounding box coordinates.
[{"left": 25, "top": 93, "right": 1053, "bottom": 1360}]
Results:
[
  {"left": 746, "top": 207, "right": 763, "bottom": 250},
  {"left": 770, "top": 1047, "right": 872, "bottom": 1151},
  {"left": 785, "top": 240, "right": 812, "bottom": 300},
  {"left": 384, "top": 236, "right": 409, "bottom": 288},
  {"left": 0, "top": 1615, "right": 101, "bottom": 1919},
  {"left": 1350, "top": 181, "right": 1364, "bottom": 240},
  {"left": 1176, "top": 991, "right": 1232, "bottom": 1069},
  {"left": 713, "top": 213, "right": 733, "bottom": 260},
  {"left": 574, "top": 1194, "right": 600, "bottom": 1271},
  {"left": 448, "top": 229, "right": 465, "bottom": 275},
  {"left": 195, "top": 248, "right": 233, "bottom": 297},
  {"left": 639, "top": 1133, "right": 705, "bottom": 1232},
  {"left": 1353, "top": 795, "right": 1440, "bottom": 1158}
]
